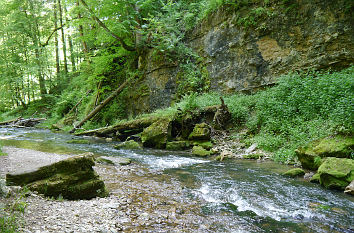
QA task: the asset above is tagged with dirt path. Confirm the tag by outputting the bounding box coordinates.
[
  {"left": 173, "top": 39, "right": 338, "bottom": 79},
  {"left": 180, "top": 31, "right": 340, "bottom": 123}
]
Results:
[{"left": 0, "top": 147, "right": 211, "bottom": 232}]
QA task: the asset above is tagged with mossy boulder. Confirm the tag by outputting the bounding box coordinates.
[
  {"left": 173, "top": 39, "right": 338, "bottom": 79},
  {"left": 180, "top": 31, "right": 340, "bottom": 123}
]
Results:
[
  {"left": 192, "top": 146, "right": 211, "bottom": 157},
  {"left": 6, "top": 154, "right": 107, "bottom": 200},
  {"left": 310, "top": 173, "right": 320, "bottom": 183},
  {"left": 192, "top": 141, "right": 213, "bottom": 150},
  {"left": 166, "top": 141, "right": 190, "bottom": 151},
  {"left": 114, "top": 140, "right": 142, "bottom": 150},
  {"left": 141, "top": 118, "right": 172, "bottom": 149},
  {"left": 188, "top": 123, "right": 211, "bottom": 141},
  {"left": 282, "top": 168, "right": 305, "bottom": 177},
  {"left": 296, "top": 135, "right": 353, "bottom": 170},
  {"left": 317, "top": 157, "right": 354, "bottom": 190}
]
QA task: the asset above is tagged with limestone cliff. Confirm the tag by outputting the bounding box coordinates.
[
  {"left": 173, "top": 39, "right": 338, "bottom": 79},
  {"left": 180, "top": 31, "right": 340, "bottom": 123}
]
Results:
[{"left": 128, "top": 0, "right": 353, "bottom": 115}]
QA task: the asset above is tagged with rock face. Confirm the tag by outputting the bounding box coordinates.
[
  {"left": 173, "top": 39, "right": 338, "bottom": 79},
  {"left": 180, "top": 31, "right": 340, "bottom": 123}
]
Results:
[
  {"left": 127, "top": 0, "right": 354, "bottom": 114},
  {"left": 296, "top": 135, "right": 353, "bottom": 170},
  {"left": 6, "top": 155, "right": 107, "bottom": 200},
  {"left": 317, "top": 157, "right": 354, "bottom": 190}
]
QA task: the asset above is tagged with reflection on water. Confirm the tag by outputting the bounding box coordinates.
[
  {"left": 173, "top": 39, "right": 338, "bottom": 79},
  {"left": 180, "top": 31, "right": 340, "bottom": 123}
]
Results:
[{"left": 1, "top": 127, "right": 353, "bottom": 232}]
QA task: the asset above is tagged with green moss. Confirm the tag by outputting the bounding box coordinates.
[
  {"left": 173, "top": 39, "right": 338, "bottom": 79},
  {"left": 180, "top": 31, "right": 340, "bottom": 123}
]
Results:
[
  {"left": 318, "top": 157, "right": 354, "bottom": 190},
  {"left": 67, "top": 139, "right": 91, "bottom": 144},
  {"left": 296, "top": 136, "right": 353, "bottom": 170},
  {"left": 192, "top": 146, "right": 211, "bottom": 157},
  {"left": 114, "top": 140, "right": 142, "bottom": 150},
  {"left": 310, "top": 173, "right": 320, "bottom": 183},
  {"left": 141, "top": 118, "right": 172, "bottom": 149},
  {"left": 242, "top": 154, "right": 263, "bottom": 159},
  {"left": 188, "top": 123, "right": 211, "bottom": 141},
  {"left": 282, "top": 168, "right": 305, "bottom": 177},
  {"left": 166, "top": 141, "right": 190, "bottom": 151},
  {"left": 192, "top": 141, "right": 213, "bottom": 150}
]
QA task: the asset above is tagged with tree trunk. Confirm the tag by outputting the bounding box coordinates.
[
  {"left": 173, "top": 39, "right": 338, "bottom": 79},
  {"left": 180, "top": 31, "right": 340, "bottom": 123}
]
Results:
[
  {"left": 76, "top": 0, "right": 89, "bottom": 56},
  {"left": 54, "top": 0, "right": 61, "bottom": 81},
  {"left": 69, "top": 77, "right": 134, "bottom": 133},
  {"left": 58, "top": 0, "right": 68, "bottom": 74}
]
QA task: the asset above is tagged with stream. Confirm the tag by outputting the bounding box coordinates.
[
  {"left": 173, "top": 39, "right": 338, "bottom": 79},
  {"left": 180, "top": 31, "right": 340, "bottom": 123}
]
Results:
[{"left": 0, "top": 127, "right": 353, "bottom": 232}]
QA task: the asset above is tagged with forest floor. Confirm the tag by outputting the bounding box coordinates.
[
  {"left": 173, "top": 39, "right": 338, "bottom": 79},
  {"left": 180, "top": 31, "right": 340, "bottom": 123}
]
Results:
[{"left": 0, "top": 146, "right": 217, "bottom": 233}]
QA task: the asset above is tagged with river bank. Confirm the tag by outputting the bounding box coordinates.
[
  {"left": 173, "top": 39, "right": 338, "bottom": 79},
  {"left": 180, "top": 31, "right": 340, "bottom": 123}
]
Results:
[
  {"left": 0, "top": 146, "right": 211, "bottom": 232},
  {"left": 1, "top": 127, "right": 353, "bottom": 232}
]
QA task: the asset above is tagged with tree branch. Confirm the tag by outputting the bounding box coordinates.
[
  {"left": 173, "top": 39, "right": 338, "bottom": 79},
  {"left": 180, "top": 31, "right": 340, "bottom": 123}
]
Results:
[
  {"left": 79, "top": 0, "right": 136, "bottom": 51},
  {"left": 41, "top": 25, "right": 65, "bottom": 47}
]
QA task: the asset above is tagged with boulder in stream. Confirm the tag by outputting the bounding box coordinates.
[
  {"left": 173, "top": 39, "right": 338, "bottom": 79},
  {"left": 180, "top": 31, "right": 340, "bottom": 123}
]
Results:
[
  {"left": 317, "top": 157, "right": 354, "bottom": 190},
  {"left": 5, "top": 154, "right": 108, "bottom": 200},
  {"left": 282, "top": 168, "right": 305, "bottom": 177},
  {"left": 192, "top": 146, "right": 211, "bottom": 157},
  {"left": 296, "top": 135, "right": 353, "bottom": 170},
  {"left": 114, "top": 140, "right": 142, "bottom": 150},
  {"left": 141, "top": 118, "right": 172, "bottom": 149}
]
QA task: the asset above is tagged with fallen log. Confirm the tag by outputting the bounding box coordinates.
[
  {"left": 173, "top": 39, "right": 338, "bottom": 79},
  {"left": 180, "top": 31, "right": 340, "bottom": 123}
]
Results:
[
  {"left": 70, "top": 76, "right": 135, "bottom": 133},
  {"left": 74, "top": 115, "right": 164, "bottom": 137},
  {"left": 0, "top": 117, "right": 22, "bottom": 126},
  {"left": 0, "top": 117, "right": 45, "bottom": 127}
]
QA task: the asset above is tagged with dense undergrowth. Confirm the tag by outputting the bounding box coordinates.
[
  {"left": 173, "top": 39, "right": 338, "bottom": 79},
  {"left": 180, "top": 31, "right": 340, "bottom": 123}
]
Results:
[{"left": 1, "top": 66, "right": 353, "bottom": 163}]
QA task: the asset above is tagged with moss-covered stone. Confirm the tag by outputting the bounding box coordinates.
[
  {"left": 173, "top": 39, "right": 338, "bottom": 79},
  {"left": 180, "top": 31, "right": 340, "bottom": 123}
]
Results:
[
  {"left": 318, "top": 157, "right": 354, "bottom": 190},
  {"left": 188, "top": 123, "right": 211, "bottom": 141},
  {"left": 96, "top": 157, "right": 115, "bottom": 165},
  {"left": 114, "top": 140, "right": 142, "bottom": 150},
  {"left": 296, "top": 135, "right": 353, "bottom": 170},
  {"left": 141, "top": 118, "right": 172, "bottom": 149},
  {"left": 67, "top": 139, "right": 91, "bottom": 144},
  {"left": 192, "top": 141, "right": 213, "bottom": 150},
  {"left": 310, "top": 173, "right": 320, "bottom": 183},
  {"left": 166, "top": 141, "right": 190, "bottom": 151},
  {"left": 6, "top": 154, "right": 107, "bottom": 200},
  {"left": 242, "top": 154, "right": 263, "bottom": 159},
  {"left": 192, "top": 146, "right": 211, "bottom": 157},
  {"left": 282, "top": 168, "right": 305, "bottom": 177}
]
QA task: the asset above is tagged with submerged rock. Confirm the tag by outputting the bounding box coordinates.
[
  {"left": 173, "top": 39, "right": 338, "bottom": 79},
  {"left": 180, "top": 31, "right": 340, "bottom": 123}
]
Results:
[
  {"left": 317, "top": 157, "right": 354, "bottom": 190},
  {"left": 114, "top": 140, "right": 142, "bottom": 150},
  {"left": 344, "top": 180, "right": 354, "bottom": 195},
  {"left": 6, "top": 154, "right": 107, "bottom": 200},
  {"left": 192, "top": 146, "right": 211, "bottom": 157},
  {"left": 67, "top": 139, "right": 91, "bottom": 144},
  {"left": 141, "top": 118, "right": 172, "bottom": 149},
  {"left": 296, "top": 135, "right": 353, "bottom": 170},
  {"left": 282, "top": 168, "right": 305, "bottom": 177},
  {"left": 166, "top": 141, "right": 190, "bottom": 151}
]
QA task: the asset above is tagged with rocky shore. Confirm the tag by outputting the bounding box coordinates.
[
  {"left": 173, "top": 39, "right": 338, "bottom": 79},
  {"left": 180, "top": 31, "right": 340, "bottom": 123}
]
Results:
[{"left": 0, "top": 147, "right": 212, "bottom": 232}]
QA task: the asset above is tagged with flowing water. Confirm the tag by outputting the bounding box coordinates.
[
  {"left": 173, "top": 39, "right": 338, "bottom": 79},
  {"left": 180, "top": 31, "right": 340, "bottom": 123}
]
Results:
[{"left": 0, "top": 127, "right": 353, "bottom": 232}]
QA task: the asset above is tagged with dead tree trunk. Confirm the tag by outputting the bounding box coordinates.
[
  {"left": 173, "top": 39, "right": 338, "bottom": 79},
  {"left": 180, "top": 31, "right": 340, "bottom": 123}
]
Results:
[{"left": 69, "top": 78, "right": 133, "bottom": 133}]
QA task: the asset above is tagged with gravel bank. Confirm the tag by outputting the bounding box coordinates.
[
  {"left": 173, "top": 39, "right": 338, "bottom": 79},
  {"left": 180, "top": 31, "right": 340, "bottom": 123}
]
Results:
[{"left": 0, "top": 147, "right": 211, "bottom": 232}]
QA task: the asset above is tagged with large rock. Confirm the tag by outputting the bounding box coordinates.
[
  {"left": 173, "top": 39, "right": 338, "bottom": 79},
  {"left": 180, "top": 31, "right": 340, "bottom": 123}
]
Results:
[
  {"left": 188, "top": 123, "right": 211, "bottom": 141},
  {"left": 282, "top": 168, "right": 305, "bottom": 178},
  {"left": 141, "top": 118, "right": 172, "bottom": 149},
  {"left": 6, "top": 154, "right": 107, "bottom": 200},
  {"left": 317, "top": 157, "right": 354, "bottom": 190},
  {"left": 114, "top": 140, "right": 142, "bottom": 150},
  {"left": 192, "top": 146, "right": 211, "bottom": 157},
  {"left": 296, "top": 135, "right": 353, "bottom": 170}
]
